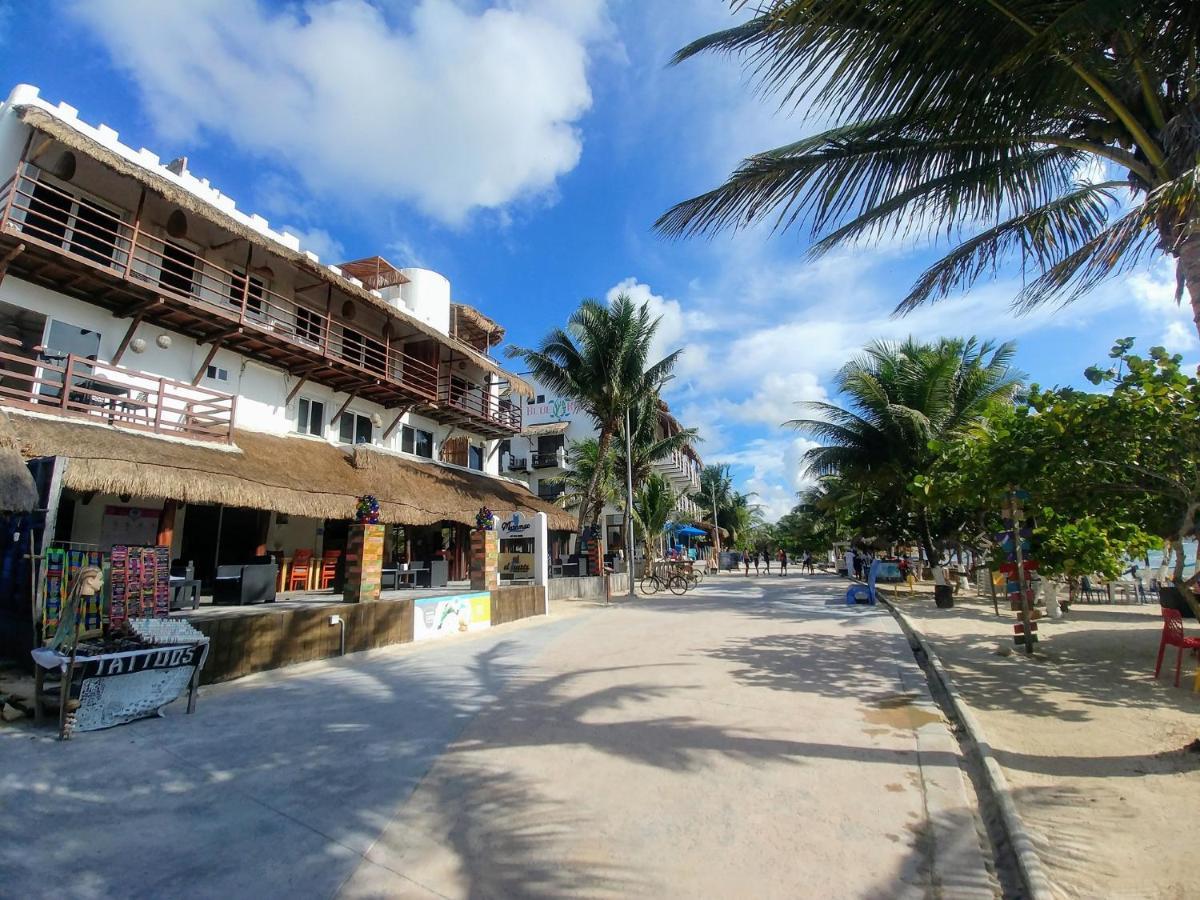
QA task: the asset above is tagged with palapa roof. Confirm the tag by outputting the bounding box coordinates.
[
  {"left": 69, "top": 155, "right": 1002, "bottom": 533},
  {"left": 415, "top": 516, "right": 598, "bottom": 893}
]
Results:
[
  {"left": 7, "top": 414, "right": 573, "bottom": 530},
  {"left": 0, "top": 412, "right": 38, "bottom": 512},
  {"left": 522, "top": 421, "right": 569, "bottom": 437},
  {"left": 14, "top": 104, "right": 532, "bottom": 398},
  {"left": 336, "top": 256, "right": 409, "bottom": 291},
  {"left": 452, "top": 303, "right": 505, "bottom": 349}
]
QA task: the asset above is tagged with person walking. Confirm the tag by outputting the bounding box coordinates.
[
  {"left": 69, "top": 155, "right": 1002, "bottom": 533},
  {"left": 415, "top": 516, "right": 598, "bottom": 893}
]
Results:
[
  {"left": 753, "top": 553, "right": 760, "bottom": 576},
  {"left": 763, "top": 551, "right": 771, "bottom": 575},
  {"left": 777, "top": 548, "right": 787, "bottom": 576},
  {"left": 743, "top": 552, "right": 751, "bottom": 576},
  {"left": 804, "top": 551, "right": 814, "bottom": 574}
]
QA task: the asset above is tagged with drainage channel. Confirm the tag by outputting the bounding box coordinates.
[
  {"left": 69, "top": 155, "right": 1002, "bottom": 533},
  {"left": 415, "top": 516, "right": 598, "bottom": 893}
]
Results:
[{"left": 906, "top": 638, "right": 1027, "bottom": 899}]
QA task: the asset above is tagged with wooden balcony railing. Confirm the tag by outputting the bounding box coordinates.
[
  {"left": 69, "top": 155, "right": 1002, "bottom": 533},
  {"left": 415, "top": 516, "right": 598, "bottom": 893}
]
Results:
[
  {"left": 0, "top": 341, "right": 235, "bottom": 443},
  {"left": 0, "top": 164, "right": 439, "bottom": 403},
  {"left": 438, "top": 375, "right": 521, "bottom": 435}
]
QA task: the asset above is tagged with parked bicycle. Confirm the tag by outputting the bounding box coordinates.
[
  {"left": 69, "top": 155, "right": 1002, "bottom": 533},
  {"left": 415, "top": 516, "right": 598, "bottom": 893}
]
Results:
[{"left": 640, "top": 560, "right": 689, "bottom": 595}]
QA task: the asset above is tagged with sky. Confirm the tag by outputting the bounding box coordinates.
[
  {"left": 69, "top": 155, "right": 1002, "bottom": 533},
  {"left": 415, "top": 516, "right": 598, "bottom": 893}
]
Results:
[{"left": 1, "top": 0, "right": 1194, "bottom": 520}]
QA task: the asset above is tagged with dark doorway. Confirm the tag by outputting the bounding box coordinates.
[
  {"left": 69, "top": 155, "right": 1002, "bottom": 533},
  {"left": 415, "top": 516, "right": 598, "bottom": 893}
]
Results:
[
  {"left": 179, "top": 503, "right": 220, "bottom": 586},
  {"left": 322, "top": 518, "right": 349, "bottom": 555},
  {"left": 218, "top": 506, "right": 267, "bottom": 567}
]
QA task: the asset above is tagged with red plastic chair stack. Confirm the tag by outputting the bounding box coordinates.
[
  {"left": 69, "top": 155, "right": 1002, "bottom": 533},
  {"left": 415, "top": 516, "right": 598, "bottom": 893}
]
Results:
[
  {"left": 317, "top": 550, "right": 341, "bottom": 590},
  {"left": 1154, "top": 608, "right": 1200, "bottom": 688},
  {"left": 287, "top": 549, "right": 314, "bottom": 591}
]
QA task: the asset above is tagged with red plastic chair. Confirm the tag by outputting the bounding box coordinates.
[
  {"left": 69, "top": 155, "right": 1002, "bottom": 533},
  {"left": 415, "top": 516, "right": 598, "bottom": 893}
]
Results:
[
  {"left": 317, "top": 550, "right": 341, "bottom": 590},
  {"left": 1154, "top": 608, "right": 1200, "bottom": 687},
  {"left": 287, "top": 549, "right": 314, "bottom": 591}
]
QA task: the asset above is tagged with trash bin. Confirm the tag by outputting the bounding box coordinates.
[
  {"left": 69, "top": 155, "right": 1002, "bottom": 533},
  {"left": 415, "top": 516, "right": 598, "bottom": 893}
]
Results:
[{"left": 934, "top": 584, "right": 954, "bottom": 608}]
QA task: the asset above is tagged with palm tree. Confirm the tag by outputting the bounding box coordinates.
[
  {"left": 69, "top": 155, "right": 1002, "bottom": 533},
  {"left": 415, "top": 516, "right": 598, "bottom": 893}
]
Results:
[
  {"left": 545, "top": 439, "right": 620, "bottom": 527},
  {"left": 633, "top": 473, "right": 677, "bottom": 563},
  {"left": 694, "top": 463, "right": 734, "bottom": 555},
  {"left": 658, "top": 3, "right": 1200, "bottom": 336},
  {"left": 789, "top": 337, "right": 1020, "bottom": 565},
  {"left": 508, "top": 295, "right": 681, "bottom": 531},
  {"left": 614, "top": 396, "right": 699, "bottom": 492}
]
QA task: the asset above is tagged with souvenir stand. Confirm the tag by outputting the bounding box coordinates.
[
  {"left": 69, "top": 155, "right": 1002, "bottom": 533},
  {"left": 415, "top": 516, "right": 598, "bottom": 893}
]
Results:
[{"left": 32, "top": 544, "right": 209, "bottom": 738}]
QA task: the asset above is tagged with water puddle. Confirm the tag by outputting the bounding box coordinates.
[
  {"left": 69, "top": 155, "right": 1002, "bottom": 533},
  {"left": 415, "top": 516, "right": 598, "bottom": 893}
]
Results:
[{"left": 862, "top": 692, "right": 942, "bottom": 730}]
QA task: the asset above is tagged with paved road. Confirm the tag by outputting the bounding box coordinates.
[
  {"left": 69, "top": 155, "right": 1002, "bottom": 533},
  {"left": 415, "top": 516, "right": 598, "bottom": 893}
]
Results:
[{"left": 1, "top": 574, "right": 996, "bottom": 899}]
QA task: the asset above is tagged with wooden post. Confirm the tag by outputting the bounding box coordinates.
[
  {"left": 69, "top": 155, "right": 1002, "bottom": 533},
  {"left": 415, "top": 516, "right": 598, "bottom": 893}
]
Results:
[
  {"left": 239, "top": 244, "right": 253, "bottom": 323},
  {"left": 470, "top": 527, "right": 499, "bottom": 592},
  {"left": 322, "top": 285, "right": 333, "bottom": 357},
  {"left": 109, "top": 314, "right": 144, "bottom": 367},
  {"left": 124, "top": 188, "right": 146, "bottom": 278},
  {"left": 344, "top": 523, "right": 385, "bottom": 603},
  {"left": 156, "top": 499, "right": 178, "bottom": 548},
  {"left": 254, "top": 509, "right": 270, "bottom": 557}
]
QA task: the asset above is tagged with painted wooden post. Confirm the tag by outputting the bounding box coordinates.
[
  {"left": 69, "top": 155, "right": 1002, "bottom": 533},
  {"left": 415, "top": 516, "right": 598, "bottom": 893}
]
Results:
[
  {"left": 343, "top": 523, "right": 385, "bottom": 603},
  {"left": 470, "top": 527, "right": 499, "bottom": 592}
]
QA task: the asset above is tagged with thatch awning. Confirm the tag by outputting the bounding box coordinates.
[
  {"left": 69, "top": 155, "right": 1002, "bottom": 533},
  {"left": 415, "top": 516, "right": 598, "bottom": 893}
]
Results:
[
  {"left": 8, "top": 414, "right": 573, "bottom": 529},
  {"left": 0, "top": 413, "right": 38, "bottom": 512},
  {"left": 15, "top": 104, "right": 532, "bottom": 399},
  {"left": 522, "top": 421, "right": 569, "bottom": 437},
  {"left": 452, "top": 303, "right": 505, "bottom": 348}
]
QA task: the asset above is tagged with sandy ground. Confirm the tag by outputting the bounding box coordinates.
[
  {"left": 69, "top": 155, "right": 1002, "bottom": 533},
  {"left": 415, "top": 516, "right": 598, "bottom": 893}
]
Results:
[{"left": 888, "top": 583, "right": 1199, "bottom": 900}]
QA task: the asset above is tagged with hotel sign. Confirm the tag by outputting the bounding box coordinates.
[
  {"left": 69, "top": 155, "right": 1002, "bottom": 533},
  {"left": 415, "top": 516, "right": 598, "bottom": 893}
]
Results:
[{"left": 525, "top": 396, "right": 581, "bottom": 422}]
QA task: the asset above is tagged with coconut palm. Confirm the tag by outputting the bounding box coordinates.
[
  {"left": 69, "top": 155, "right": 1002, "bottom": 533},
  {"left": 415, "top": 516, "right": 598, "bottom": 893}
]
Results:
[
  {"left": 694, "top": 463, "right": 734, "bottom": 553},
  {"left": 545, "top": 439, "right": 620, "bottom": 527},
  {"left": 613, "top": 396, "right": 700, "bottom": 492},
  {"left": 788, "top": 337, "right": 1020, "bottom": 564},
  {"left": 658, "top": 2, "right": 1200, "bottom": 335},
  {"left": 632, "top": 473, "right": 677, "bottom": 563},
  {"left": 508, "top": 294, "right": 681, "bottom": 531}
]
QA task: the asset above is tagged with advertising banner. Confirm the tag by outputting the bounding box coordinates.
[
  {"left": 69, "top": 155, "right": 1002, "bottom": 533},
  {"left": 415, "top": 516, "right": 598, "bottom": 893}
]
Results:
[{"left": 413, "top": 592, "right": 492, "bottom": 640}]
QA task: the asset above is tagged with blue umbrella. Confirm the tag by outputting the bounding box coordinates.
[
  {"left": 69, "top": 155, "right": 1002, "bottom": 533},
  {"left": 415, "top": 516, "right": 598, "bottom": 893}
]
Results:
[{"left": 674, "top": 525, "right": 707, "bottom": 537}]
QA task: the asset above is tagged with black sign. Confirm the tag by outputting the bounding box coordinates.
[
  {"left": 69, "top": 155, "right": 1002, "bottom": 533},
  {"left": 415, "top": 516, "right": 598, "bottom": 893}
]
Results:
[{"left": 79, "top": 645, "right": 202, "bottom": 678}]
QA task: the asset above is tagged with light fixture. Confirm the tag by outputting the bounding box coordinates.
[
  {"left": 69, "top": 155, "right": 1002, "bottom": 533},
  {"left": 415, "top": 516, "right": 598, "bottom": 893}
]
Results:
[
  {"left": 129, "top": 337, "right": 147, "bottom": 354},
  {"left": 156, "top": 334, "right": 172, "bottom": 349},
  {"left": 370, "top": 412, "right": 383, "bottom": 429}
]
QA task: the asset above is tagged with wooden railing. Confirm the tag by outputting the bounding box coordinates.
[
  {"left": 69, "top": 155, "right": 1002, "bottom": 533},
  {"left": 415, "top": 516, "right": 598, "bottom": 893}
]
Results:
[
  {"left": 0, "top": 341, "right": 235, "bottom": 443},
  {"left": 439, "top": 375, "right": 522, "bottom": 433},
  {"left": 0, "top": 164, "right": 439, "bottom": 403}
]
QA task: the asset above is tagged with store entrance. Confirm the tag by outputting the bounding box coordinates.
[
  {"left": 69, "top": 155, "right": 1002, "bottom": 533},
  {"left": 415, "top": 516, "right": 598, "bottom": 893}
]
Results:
[{"left": 179, "top": 503, "right": 220, "bottom": 586}]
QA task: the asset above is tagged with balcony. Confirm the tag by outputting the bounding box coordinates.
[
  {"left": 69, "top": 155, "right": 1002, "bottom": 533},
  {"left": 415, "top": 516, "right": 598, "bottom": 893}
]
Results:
[
  {"left": 435, "top": 374, "right": 521, "bottom": 438},
  {"left": 0, "top": 163, "right": 439, "bottom": 408},
  {"left": 531, "top": 449, "right": 564, "bottom": 469},
  {"left": 0, "top": 338, "right": 235, "bottom": 443},
  {"left": 506, "top": 456, "right": 529, "bottom": 473},
  {"left": 537, "top": 482, "right": 566, "bottom": 502}
]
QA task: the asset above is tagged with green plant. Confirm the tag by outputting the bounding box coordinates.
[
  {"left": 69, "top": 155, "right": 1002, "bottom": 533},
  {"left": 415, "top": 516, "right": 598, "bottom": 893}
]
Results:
[{"left": 659, "top": 2, "right": 1200, "bottom": 338}]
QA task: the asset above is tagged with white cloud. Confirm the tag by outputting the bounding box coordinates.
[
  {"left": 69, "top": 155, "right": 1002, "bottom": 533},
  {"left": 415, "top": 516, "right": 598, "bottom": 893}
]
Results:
[
  {"left": 282, "top": 225, "right": 345, "bottom": 264},
  {"left": 72, "top": 0, "right": 610, "bottom": 225},
  {"left": 1127, "top": 259, "right": 1198, "bottom": 352},
  {"left": 605, "top": 276, "right": 714, "bottom": 379}
]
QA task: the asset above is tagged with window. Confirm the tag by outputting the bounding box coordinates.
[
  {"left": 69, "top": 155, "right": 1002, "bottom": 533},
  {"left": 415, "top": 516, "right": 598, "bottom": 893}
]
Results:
[
  {"left": 159, "top": 239, "right": 199, "bottom": 296},
  {"left": 468, "top": 444, "right": 484, "bottom": 471},
  {"left": 296, "top": 397, "right": 325, "bottom": 436},
  {"left": 340, "top": 326, "right": 386, "bottom": 375},
  {"left": 338, "top": 412, "right": 373, "bottom": 445},
  {"left": 296, "top": 307, "right": 324, "bottom": 346},
  {"left": 229, "top": 269, "right": 266, "bottom": 317},
  {"left": 24, "top": 176, "right": 124, "bottom": 269},
  {"left": 400, "top": 424, "right": 433, "bottom": 458},
  {"left": 205, "top": 365, "right": 229, "bottom": 383}
]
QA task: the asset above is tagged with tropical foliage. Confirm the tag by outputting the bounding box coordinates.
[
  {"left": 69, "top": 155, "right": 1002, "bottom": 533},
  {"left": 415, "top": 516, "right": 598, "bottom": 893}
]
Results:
[
  {"left": 508, "top": 294, "right": 681, "bottom": 530},
  {"left": 633, "top": 473, "right": 678, "bottom": 563},
  {"left": 545, "top": 438, "right": 620, "bottom": 528},
  {"left": 788, "top": 337, "right": 1020, "bottom": 564},
  {"left": 659, "top": 2, "right": 1200, "bottom": 337},
  {"left": 693, "top": 463, "right": 763, "bottom": 550}
]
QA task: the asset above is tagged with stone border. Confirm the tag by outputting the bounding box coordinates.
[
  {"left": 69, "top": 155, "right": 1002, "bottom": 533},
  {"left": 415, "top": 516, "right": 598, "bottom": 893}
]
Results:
[{"left": 881, "top": 598, "right": 1055, "bottom": 900}]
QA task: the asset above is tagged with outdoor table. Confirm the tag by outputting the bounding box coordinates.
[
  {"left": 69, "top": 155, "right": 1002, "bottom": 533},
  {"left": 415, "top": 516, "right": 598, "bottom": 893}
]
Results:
[{"left": 31, "top": 640, "right": 209, "bottom": 732}]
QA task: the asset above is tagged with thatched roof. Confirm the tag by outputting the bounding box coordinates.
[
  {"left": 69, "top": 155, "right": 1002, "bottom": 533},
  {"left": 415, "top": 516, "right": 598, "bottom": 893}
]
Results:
[
  {"left": 336, "top": 256, "right": 409, "bottom": 291},
  {"left": 16, "top": 105, "right": 532, "bottom": 398},
  {"left": 0, "top": 413, "right": 37, "bottom": 512},
  {"left": 8, "top": 414, "right": 573, "bottom": 529},
  {"left": 452, "top": 303, "right": 505, "bottom": 348}
]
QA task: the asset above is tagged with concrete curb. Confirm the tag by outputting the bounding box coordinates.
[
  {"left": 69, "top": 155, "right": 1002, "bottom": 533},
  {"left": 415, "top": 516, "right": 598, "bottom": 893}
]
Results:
[{"left": 881, "top": 598, "right": 1055, "bottom": 900}]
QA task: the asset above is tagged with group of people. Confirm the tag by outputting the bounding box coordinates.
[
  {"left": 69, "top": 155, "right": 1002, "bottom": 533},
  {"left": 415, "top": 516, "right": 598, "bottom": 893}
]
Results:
[{"left": 739, "top": 549, "right": 816, "bottom": 576}]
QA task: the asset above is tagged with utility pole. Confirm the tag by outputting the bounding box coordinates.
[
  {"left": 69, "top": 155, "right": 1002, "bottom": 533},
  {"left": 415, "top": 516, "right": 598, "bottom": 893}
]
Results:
[
  {"left": 624, "top": 405, "right": 637, "bottom": 600},
  {"left": 710, "top": 477, "right": 722, "bottom": 573}
]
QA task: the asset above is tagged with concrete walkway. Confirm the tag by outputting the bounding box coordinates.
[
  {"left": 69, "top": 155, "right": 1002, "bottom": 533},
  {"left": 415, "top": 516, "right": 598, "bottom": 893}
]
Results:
[{"left": 0, "top": 574, "right": 996, "bottom": 899}]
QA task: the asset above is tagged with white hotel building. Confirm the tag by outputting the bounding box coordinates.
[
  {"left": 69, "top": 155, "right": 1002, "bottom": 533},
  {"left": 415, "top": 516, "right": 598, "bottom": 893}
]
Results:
[{"left": 0, "top": 83, "right": 573, "bottom": 648}]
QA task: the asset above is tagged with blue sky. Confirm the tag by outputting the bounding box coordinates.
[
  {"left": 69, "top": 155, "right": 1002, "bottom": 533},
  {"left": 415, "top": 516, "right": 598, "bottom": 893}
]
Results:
[{"left": 1, "top": 0, "right": 1193, "bottom": 519}]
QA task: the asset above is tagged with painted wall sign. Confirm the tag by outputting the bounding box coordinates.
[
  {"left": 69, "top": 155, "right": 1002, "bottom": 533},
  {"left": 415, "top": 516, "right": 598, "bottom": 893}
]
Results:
[
  {"left": 499, "top": 552, "right": 534, "bottom": 577},
  {"left": 524, "top": 397, "right": 581, "bottom": 423},
  {"left": 412, "top": 592, "right": 491, "bottom": 641}
]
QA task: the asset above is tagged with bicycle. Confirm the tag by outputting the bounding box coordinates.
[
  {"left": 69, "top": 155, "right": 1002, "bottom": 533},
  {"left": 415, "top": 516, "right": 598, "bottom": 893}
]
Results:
[{"left": 640, "top": 561, "right": 689, "bottom": 595}]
